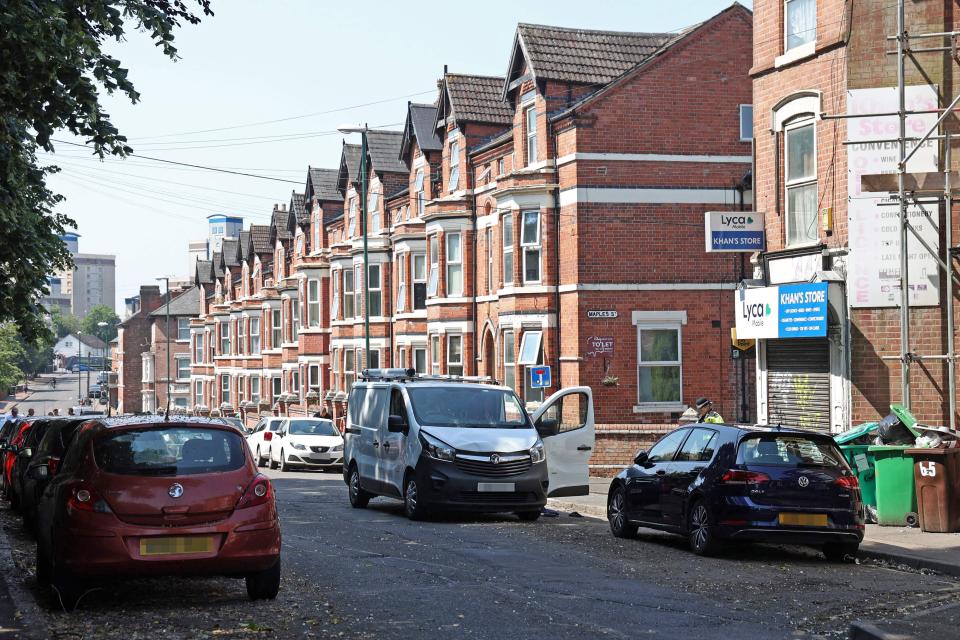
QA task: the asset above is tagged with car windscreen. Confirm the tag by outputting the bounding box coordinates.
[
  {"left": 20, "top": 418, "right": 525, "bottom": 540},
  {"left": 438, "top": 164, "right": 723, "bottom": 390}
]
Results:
[
  {"left": 737, "top": 434, "right": 844, "bottom": 468},
  {"left": 94, "top": 426, "right": 246, "bottom": 476},
  {"left": 406, "top": 387, "right": 528, "bottom": 428},
  {"left": 288, "top": 419, "right": 338, "bottom": 436}
]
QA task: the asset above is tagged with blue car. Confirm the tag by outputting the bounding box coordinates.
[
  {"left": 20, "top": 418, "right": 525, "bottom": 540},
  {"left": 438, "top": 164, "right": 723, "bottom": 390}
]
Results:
[{"left": 606, "top": 424, "right": 864, "bottom": 560}]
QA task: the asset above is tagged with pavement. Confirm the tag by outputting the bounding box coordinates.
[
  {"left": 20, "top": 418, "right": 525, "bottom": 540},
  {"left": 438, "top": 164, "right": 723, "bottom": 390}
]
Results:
[{"left": 548, "top": 478, "right": 960, "bottom": 579}]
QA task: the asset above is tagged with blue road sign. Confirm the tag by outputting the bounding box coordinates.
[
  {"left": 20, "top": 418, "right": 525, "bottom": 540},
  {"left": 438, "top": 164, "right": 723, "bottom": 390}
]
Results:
[{"left": 528, "top": 365, "right": 552, "bottom": 389}]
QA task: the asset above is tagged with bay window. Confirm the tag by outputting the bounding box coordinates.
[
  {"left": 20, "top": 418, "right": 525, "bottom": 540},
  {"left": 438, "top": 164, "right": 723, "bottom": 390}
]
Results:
[
  {"left": 413, "top": 253, "right": 427, "bottom": 310},
  {"left": 396, "top": 255, "right": 407, "bottom": 313},
  {"left": 502, "top": 331, "right": 516, "bottom": 391},
  {"left": 427, "top": 236, "right": 439, "bottom": 297},
  {"left": 368, "top": 264, "right": 382, "bottom": 317},
  {"left": 521, "top": 210, "right": 541, "bottom": 283},
  {"left": 343, "top": 268, "right": 355, "bottom": 318},
  {"left": 250, "top": 317, "right": 260, "bottom": 354},
  {"left": 502, "top": 214, "right": 514, "bottom": 285},
  {"left": 430, "top": 335, "right": 441, "bottom": 375},
  {"left": 308, "top": 279, "right": 320, "bottom": 327},
  {"left": 447, "top": 335, "right": 463, "bottom": 376},
  {"left": 446, "top": 232, "right": 463, "bottom": 296}
]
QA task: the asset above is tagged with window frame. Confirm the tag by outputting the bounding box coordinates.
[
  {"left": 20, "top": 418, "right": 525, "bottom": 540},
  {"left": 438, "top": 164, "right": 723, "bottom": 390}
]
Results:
[
  {"left": 739, "top": 104, "right": 753, "bottom": 142},
  {"left": 413, "top": 253, "right": 427, "bottom": 310},
  {"left": 177, "top": 317, "right": 190, "bottom": 341},
  {"left": 309, "top": 364, "right": 320, "bottom": 389},
  {"left": 175, "top": 355, "right": 191, "bottom": 382},
  {"left": 430, "top": 335, "right": 441, "bottom": 375},
  {"left": 448, "top": 138, "right": 460, "bottom": 192},
  {"left": 251, "top": 377, "right": 260, "bottom": 404},
  {"left": 221, "top": 375, "right": 230, "bottom": 404},
  {"left": 502, "top": 330, "right": 516, "bottom": 391},
  {"left": 445, "top": 232, "right": 463, "bottom": 297},
  {"left": 525, "top": 104, "right": 538, "bottom": 165},
  {"left": 331, "top": 269, "right": 341, "bottom": 320},
  {"left": 353, "top": 264, "right": 362, "bottom": 318},
  {"left": 521, "top": 210, "right": 541, "bottom": 284},
  {"left": 447, "top": 334, "right": 463, "bottom": 376},
  {"left": 413, "top": 347, "right": 427, "bottom": 375},
  {"left": 517, "top": 330, "right": 543, "bottom": 366},
  {"left": 307, "top": 279, "right": 320, "bottom": 327},
  {"left": 486, "top": 227, "right": 494, "bottom": 294},
  {"left": 219, "top": 320, "right": 230, "bottom": 355},
  {"left": 249, "top": 316, "right": 261, "bottom": 354},
  {"left": 415, "top": 168, "right": 425, "bottom": 217},
  {"left": 784, "top": 0, "right": 816, "bottom": 52},
  {"left": 784, "top": 118, "right": 818, "bottom": 247},
  {"left": 343, "top": 267, "right": 355, "bottom": 319},
  {"left": 344, "top": 349, "right": 355, "bottom": 392},
  {"left": 502, "top": 214, "right": 514, "bottom": 286},
  {"left": 427, "top": 236, "right": 439, "bottom": 297},
  {"left": 396, "top": 254, "right": 407, "bottom": 313},
  {"left": 635, "top": 323, "right": 683, "bottom": 409},
  {"left": 194, "top": 380, "right": 203, "bottom": 407},
  {"left": 194, "top": 333, "right": 204, "bottom": 364},
  {"left": 348, "top": 197, "right": 357, "bottom": 237},
  {"left": 272, "top": 376, "right": 281, "bottom": 400},
  {"left": 271, "top": 308, "right": 281, "bottom": 349},
  {"left": 368, "top": 263, "right": 382, "bottom": 317}
]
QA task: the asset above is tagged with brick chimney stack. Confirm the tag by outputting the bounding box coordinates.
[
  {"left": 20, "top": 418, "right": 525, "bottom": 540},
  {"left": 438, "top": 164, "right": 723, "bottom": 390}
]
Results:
[{"left": 139, "top": 285, "right": 162, "bottom": 315}]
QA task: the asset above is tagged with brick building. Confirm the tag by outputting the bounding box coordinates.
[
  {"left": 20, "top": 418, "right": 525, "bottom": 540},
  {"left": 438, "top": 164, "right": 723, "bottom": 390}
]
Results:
[
  {"left": 116, "top": 285, "right": 162, "bottom": 414},
  {"left": 749, "top": 0, "right": 959, "bottom": 431},
  {"left": 189, "top": 5, "right": 755, "bottom": 469}
]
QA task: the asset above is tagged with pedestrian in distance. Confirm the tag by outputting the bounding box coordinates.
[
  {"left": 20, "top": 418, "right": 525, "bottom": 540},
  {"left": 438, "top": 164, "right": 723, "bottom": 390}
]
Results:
[
  {"left": 52, "top": 408, "right": 59, "bottom": 416},
  {"left": 313, "top": 404, "right": 332, "bottom": 420},
  {"left": 694, "top": 397, "right": 724, "bottom": 424},
  {"left": 47, "top": 411, "right": 53, "bottom": 416},
  {"left": 67, "top": 408, "right": 75, "bottom": 416},
  {"left": 27, "top": 408, "right": 35, "bottom": 417},
  {"left": 5, "top": 407, "right": 19, "bottom": 423}
]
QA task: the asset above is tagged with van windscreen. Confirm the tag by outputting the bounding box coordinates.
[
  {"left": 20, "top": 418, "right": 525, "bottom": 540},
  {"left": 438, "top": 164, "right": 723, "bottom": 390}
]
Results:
[
  {"left": 406, "top": 387, "right": 528, "bottom": 428},
  {"left": 94, "top": 427, "right": 246, "bottom": 475}
]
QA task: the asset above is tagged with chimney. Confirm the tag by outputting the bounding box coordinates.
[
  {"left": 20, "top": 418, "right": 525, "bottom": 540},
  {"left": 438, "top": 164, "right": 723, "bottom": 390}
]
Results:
[{"left": 139, "top": 285, "right": 163, "bottom": 314}]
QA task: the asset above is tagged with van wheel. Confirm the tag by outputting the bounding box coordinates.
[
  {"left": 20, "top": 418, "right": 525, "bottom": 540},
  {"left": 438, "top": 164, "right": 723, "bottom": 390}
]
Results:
[
  {"left": 348, "top": 465, "right": 371, "bottom": 508},
  {"left": 823, "top": 542, "right": 858, "bottom": 563},
  {"left": 255, "top": 446, "right": 264, "bottom": 468},
  {"left": 246, "top": 557, "right": 281, "bottom": 600},
  {"left": 608, "top": 485, "right": 639, "bottom": 538},
  {"left": 404, "top": 475, "right": 430, "bottom": 521},
  {"left": 516, "top": 511, "right": 541, "bottom": 522},
  {"left": 688, "top": 501, "right": 721, "bottom": 556}
]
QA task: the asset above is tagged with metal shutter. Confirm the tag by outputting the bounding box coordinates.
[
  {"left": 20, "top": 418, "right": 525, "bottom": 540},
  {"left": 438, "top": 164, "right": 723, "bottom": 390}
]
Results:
[{"left": 766, "top": 339, "right": 831, "bottom": 431}]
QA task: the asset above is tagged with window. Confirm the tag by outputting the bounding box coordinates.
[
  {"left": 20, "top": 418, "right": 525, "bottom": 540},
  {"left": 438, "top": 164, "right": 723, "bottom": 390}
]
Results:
[
  {"left": 251, "top": 377, "right": 260, "bottom": 404},
  {"left": 308, "top": 279, "right": 320, "bottom": 327},
  {"left": 309, "top": 364, "right": 320, "bottom": 389},
  {"left": 497, "top": 157, "right": 505, "bottom": 176},
  {"left": 525, "top": 105, "right": 538, "bottom": 165},
  {"left": 176, "top": 356, "right": 190, "bottom": 381},
  {"left": 676, "top": 428, "right": 718, "bottom": 462},
  {"left": 348, "top": 198, "right": 357, "bottom": 237},
  {"left": 521, "top": 211, "right": 541, "bottom": 283},
  {"left": 313, "top": 216, "right": 320, "bottom": 252},
  {"left": 332, "top": 349, "right": 340, "bottom": 392},
  {"left": 448, "top": 139, "right": 460, "bottom": 192},
  {"left": 250, "top": 317, "right": 261, "bottom": 354},
  {"left": 272, "top": 376, "right": 281, "bottom": 400},
  {"left": 413, "top": 347, "right": 427, "bottom": 374},
  {"left": 368, "top": 264, "right": 382, "bottom": 317},
  {"left": 647, "top": 429, "right": 688, "bottom": 463},
  {"left": 292, "top": 369, "right": 300, "bottom": 394},
  {"left": 785, "top": 0, "right": 816, "bottom": 51},
  {"left": 785, "top": 120, "right": 818, "bottom": 246},
  {"left": 396, "top": 256, "right": 406, "bottom": 313},
  {"left": 517, "top": 331, "right": 542, "bottom": 365},
  {"left": 413, "top": 253, "right": 427, "bottom": 310},
  {"left": 637, "top": 326, "right": 682, "bottom": 405},
  {"left": 344, "top": 349, "right": 355, "bottom": 391},
  {"left": 430, "top": 335, "right": 441, "bottom": 375},
  {"left": 446, "top": 232, "right": 463, "bottom": 296},
  {"left": 447, "top": 335, "right": 463, "bottom": 376},
  {"left": 271, "top": 309, "right": 281, "bottom": 348},
  {"left": 177, "top": 318, "right": 190, "bottom": 341},
  {"left": 486, "top": 227, "right": 494, "bottom": 293},
  {"left": 502, "top": 331, "right": 516, "bottom": 391},
  {"left": 331, "top": 270, "right": 341, "bottom": 320},
  {"left": 343, "top": 268, "right": 355, "bottom": 318},
  {"left": 194, "top": 381, "right": 203, "bottom": 407},
  {"left": 367, "top": 349, "right": 380, "bottom": 369},
  {"left": 219, "top": 321, "right": 230, "bottom": 355},
  {"left": 195, "top": 334, "right": 204, "bottom": 364},
  {"left": 415, "top": 168, "right": 425, "bottom": 217},
  {"left": 502, "top": 214, "right": 514, "bottom": 285},
  {"left": 368, "top": 188, "right": 380, "bottom": 217},
  {"left": 353, "top": 264, "right": 362, "bottom": 317},
  {"left": 291, "top": 299, "right": 300, "bottom": 338},
  {"left": 221, "top": 375, "right": 230, "bottom": 404},
  {"left": 739, "top": 105, "right": 753, "bottom": 142},
  {"left": 427, "top": 236, "right": 439, "bottom": 297},
  {"left": 296, "top": 235, "right": 303, "bottom": 255}
]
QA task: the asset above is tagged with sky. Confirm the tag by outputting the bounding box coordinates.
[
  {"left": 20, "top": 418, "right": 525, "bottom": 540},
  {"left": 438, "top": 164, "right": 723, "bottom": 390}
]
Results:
[{"left": 41, "top": 0, "right": 751, "bottom": 311}]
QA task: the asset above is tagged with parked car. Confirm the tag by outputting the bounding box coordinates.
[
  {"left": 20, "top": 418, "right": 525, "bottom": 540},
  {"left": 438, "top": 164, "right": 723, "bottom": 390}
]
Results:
[
  {"left": 87, "top": 384, "right": 102, "bottom": 399},
  {"left": 268, "top": 418, "right": 343, "bottom": 472},
  {"left": 343, "top": 368, "right": 594, "bottom": 521},
  {"left": 19, "top": 418, "right": 89, "bottom": 534},
  {"left": 8, "top": 419, "right": 56, "bottom": 511},
  {"left": 216, "top": 417, "right": 249, "bottom": 434},
  {"left": 2, "top": 419, "right": 36, "bottom": 499},
  {"left": 35, "top": 415, "right": 281, "bottom": 610},
  {"left": 246, "top": 417, "right": 286, "bottom": 467},
  {"left": 606, "top": 424, "right": 865, "bottom": 560},
  {"left": 0, "top": 419, "right": 20, "bottom": 447}
]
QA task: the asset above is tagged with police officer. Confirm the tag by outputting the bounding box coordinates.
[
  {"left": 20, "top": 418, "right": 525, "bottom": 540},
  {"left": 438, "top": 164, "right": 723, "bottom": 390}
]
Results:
[{"left": 695, "top": 397, "right": 724, "bottom": 424}]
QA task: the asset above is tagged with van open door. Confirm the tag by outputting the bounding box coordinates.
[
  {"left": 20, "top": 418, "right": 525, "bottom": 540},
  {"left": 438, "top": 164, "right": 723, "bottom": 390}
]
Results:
[{"left": 530, "top": 386, "right": 594, "bottom": 497}]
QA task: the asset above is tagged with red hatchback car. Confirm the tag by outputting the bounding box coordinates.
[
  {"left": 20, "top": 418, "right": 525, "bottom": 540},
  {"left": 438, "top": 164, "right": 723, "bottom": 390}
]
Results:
[{"left": 35, "top": 416, "right": 281, "bottom": 610}]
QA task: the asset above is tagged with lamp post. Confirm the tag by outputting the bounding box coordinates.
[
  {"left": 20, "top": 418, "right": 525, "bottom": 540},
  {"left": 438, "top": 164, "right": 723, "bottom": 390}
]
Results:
[
  {"left": 156, "top": 276, "right": 172, "bottom": 416},
  {"left": 77, "top": 330, "right": 83, "bottom": 408},
  {"left": 337, "top": 124, "right": 371, "bottom": 367}
]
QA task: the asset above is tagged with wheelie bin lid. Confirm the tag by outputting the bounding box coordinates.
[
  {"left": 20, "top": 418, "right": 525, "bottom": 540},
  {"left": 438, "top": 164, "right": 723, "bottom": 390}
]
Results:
[
  {"left": 889, "top": 404, "right": 922, "bottom": 437},
  {"left": 866, "top": 445, "right": 916, "bottom": 452},
  {"left": 834, "top": 422, "right": 878, "bottom": 444}
]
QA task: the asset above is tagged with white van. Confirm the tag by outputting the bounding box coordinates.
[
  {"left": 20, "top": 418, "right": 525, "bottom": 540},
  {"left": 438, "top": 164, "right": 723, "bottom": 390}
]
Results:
[{"left": 342, "top": 369, "right": 594, "bottom": 520}]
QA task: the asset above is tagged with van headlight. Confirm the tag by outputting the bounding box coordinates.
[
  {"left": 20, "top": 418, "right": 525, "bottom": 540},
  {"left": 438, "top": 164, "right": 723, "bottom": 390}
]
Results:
[
  {"left": 529, "top": 440, "right": 545, "bottom": 464},
  {"left": 420, "top": 432, "right": 455, "bottom": 462}
]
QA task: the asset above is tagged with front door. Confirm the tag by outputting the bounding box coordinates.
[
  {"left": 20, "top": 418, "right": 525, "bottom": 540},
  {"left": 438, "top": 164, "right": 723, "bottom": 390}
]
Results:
[
  {"left": 624, "top": 428, "right": 689, "bottom": 524},
  {"left": 530, "top": 387, "right": 594, "bottom": 497},
  {"left": 659, "top": 428, "right": 718, "bottom": 528},
  {"left": 378, "top": 387, "right": 408, "bottom": 496}
]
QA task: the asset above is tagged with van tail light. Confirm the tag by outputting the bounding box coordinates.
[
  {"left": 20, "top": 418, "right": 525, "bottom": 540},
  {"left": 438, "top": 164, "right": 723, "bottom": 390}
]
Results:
[
  {"left": 263, "top": 432, "right": 273, "bottom": 442},
  {"left": 236, "top": 474, "right": 273, "bottom": 509},
  {"left": 66, "top": 483, "right": 112, "bottom": 514},
  {"left": 720, "top": 470, "right": 771, "bottom": 485},
  {"left": 834, "top": 475, "right": 860, "bottom": 490}
]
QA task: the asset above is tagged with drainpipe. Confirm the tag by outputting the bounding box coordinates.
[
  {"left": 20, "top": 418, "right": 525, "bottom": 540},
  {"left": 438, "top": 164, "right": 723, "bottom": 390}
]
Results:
[
  {"left": 549, "top": 119, "right": 562, "bottom": 383},
  {"left": 469, "top": 151, "right": 479, "bottom": 376},
  {"left": 735, "top": 180, "right": 749, "bottom": 424}
]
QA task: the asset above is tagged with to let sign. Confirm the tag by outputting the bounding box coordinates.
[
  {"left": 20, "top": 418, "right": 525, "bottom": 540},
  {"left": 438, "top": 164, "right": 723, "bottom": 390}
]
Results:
[
  {"left": 587, "top": 310, "right": 618, "bottom": 319},
  {"left": 586, "top": 336, "right": 614, "bottom": 357}
]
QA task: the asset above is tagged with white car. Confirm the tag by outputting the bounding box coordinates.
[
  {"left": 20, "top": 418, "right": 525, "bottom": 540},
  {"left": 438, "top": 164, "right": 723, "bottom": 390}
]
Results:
[
  {"left": 246, "top": 416, "right": 286, "bottom": 467},
  {"left": 269, "top": 418, "right": 344, "bottom": 472}
]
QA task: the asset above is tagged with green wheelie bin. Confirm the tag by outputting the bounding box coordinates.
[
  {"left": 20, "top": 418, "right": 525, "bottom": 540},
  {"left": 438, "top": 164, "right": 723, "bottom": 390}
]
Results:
[
  {"left": 835, "top": 422, "right": 879, "bottom": 509},
  {"left": 868, "top": 445, "right": 919, "bottom": 527}
]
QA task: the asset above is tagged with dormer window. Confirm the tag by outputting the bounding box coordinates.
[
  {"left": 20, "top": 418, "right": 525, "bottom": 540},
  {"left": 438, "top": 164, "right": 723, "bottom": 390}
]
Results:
[
  {"left": 521, "top": 91, "right": 538, "bottom": 166},
  {"left": 348, "top": 198, "right": 357, "bottom": 237},
  {"left": 415, "top": 169, "right": 425, "bottom": 216}
]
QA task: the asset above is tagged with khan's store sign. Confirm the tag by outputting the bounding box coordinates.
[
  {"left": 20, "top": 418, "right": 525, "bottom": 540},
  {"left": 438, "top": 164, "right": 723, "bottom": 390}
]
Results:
[{"left": 735, "top": 283, "right": 828, "bottom": 340}]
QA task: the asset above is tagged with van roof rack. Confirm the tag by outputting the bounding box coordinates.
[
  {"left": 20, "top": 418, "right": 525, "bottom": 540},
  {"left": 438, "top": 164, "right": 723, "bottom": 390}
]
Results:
[{"left": 358, "top": 368, "right": 500, "bottom": 385}]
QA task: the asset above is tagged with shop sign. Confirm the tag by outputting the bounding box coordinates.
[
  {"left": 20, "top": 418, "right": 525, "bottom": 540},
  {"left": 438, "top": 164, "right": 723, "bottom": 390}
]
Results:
[
  {"left": 735, "top": 283, "right": 829, "bottom": 339},
  {"left": 704, "top": 211, "right": 765, "bottom": 252},
  {"left": 586, "top": 336, "right": 614, "bottom": 357},
  {"left": 586, "top": 310, "right": 618, "bottom": 319}
]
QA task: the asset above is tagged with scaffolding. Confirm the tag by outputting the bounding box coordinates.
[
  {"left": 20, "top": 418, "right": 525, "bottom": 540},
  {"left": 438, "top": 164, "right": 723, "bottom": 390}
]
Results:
[{"left": 825, "top": 0, "right": 957, "bottom": 430}]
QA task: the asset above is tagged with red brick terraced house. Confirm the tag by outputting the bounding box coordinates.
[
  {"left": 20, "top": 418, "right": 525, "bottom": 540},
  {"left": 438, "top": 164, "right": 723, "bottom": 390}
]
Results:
[{"left": 189, "top": 5, "right": 755, "bottom": 471}]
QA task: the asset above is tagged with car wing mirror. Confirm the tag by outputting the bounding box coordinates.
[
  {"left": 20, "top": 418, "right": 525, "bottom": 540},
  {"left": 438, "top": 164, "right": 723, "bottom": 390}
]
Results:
[
  {"left": 535, "top": 417, "right": 559, "bottom": 438},
  {"left": 21, "top": 447, "right": 32, "bottom": 458},
  {"left": 27, "top": 464, "right": 49, "bottom": 480},
  {"left": 634, "top": 450, "right": 649, "bottom": 465},
  {"left": 387, "top": 415, "right": 407, "bottom": 434}
]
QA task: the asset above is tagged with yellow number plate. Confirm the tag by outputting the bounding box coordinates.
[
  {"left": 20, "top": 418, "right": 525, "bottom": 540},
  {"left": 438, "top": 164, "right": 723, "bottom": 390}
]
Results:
[
  {"left": 139, "top": 536, "right": 214, "bottom": 556},
  {"left": 778, "top": 513, "right": 828, "bottom": 527}
]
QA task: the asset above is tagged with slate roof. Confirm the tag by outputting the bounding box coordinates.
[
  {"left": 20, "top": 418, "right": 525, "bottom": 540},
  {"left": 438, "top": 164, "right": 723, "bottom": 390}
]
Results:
[
  {"left": 338, "top": 143, "right": 362, "bottom": 191},
  {"left": 77, "top": 333, "right": 108, "bottom": 349},
  {"left": 210, "top": 252, "right": 224, "bottom": 279},
  {"left": 400, "top": 103, "right": 442, "bottom": 159},
  {"left": 290, "top": 192, "right": 308, "bottom": 226},
  {"left": 195, "top": 260, "right": 214, "bottom": 286},
  {"left": 271, "top": 206, "right": 291, "bottom": 240},
  {"left": 306, "top": 167, "right": 341, "bottom": 202},
  {"left": 150, "top": 286, "right": 201, "bottom": 317},
  {"left": 508, "top": 23, "right": 672, "bottom": 88},
  {"left": 443, "top": 74, "right": 513, "bottom": 126},
  {"left": 366, "top": 130, "right": 408, "bottom": 175},
  {"left": 250, "top": 224, "right": 273, "bottom": 254},
  {"left": 221, "top": 238, "right": 240, "bottom": 268},
  {"left": 238, "top": 230, "right": 251, "bottom": 261}
]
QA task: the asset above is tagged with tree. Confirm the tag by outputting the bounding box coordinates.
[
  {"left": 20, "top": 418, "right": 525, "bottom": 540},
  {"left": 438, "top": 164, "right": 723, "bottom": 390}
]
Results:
[
  {"left": 0, "top": 0, "right": 213, "bottom": 345},
  {"left": 0, "top": 324, "right": 26, "bottom": 392},
  {"left": 17, "top": 333, "right": 54, "bottom": 377},
  {"left": 49, "top": 307, "right": 81, "bottom": 339},
  {"left": 80, "top": 304, "right": 120, "bottom": 343}
]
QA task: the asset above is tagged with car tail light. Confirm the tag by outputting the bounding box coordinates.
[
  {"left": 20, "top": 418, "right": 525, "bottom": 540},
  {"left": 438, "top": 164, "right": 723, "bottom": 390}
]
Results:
[
  {"left": 720, "top": 469, "right": 771, "bottom": 484},
  {"left": 47, "top": 457, "right": 60, "bottom": 476},
  {"left": 834, "top": 475, "right": 860, "bottom": 490},
  {"left": 236, "top": 474, "right": 273, "bottom": 509},
  {"left": 264, "top": 432, "right": 273, "bottom": 442},
  {"left": 66, "top": 483, "right": 112, "bottom": 514}
]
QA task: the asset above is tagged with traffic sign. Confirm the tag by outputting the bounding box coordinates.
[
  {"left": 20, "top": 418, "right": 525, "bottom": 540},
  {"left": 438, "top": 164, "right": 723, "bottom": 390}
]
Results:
[{"left": 528, "top": 365, "right": 552, "bottom": 389}]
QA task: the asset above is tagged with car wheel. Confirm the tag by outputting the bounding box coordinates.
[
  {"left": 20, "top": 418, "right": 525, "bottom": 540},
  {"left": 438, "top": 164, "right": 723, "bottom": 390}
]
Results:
[
  {"left": 268, "top": 449, "right": 278, "bottom": 470},
  {"left": 51, "top": 561, "right": 86, "bottom": 611},
  {"left": 36, "top": 543, "right": 52, "bottom": 586},
  {"left": 404, "top": 475, "right": 430, "bottom": 521},
  {"left": 608, "top": 485, "right": 639, "bottom": 539},
  {"left": 348, "top": 465, "right": 371, "bottom": 509},
  {"left": 255, "top": 446, "right": 264, "bottom": 468},
  {"left": 516, "top": 510, "right": 541, "bottom": 522},
  {"left": 823, "top": 542, "right": 858, "bottom": 563},
  {"left": 9, "top": 488, "right": 20, "bottom": 512},
  {"left": 688, "top": 500, "right": 721, "bottom": 556},
  {"left": 279, "top": 450, "right": 289, "bottom": 472},
  {"left": 245, "top": 557, "right": 281, "bottom": 600}
]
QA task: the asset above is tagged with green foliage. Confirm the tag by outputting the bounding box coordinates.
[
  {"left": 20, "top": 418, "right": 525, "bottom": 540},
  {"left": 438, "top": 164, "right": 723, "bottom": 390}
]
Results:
[
  {"left": 0, "top": 324, "right": 27, "bottom": 391},
  {"left": 17, "top": 333, "right": 53, "bottom": 377},
  {"left": 0, "top": 0, "right": 213, "bottom": 346},
  {"left": 50, "top": 307, "right": 81, "bottom": 339},
  {"left": 80, "top": 304, "right": 120, "bottom": 343}
]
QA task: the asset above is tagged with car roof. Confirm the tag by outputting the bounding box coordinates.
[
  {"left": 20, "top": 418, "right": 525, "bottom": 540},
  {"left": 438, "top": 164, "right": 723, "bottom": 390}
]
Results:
[
  {"left": 93, "top": 415, "right": 243, "bottom": 432},
  {"left": 690, "top": 423, "right": 835, "bottom": 439}
]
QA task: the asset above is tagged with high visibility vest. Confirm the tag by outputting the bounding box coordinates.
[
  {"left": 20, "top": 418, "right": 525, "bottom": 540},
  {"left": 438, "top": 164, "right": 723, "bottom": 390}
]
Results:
[{"left": 700, "top": 411, "right": 724, "bottom": 424}]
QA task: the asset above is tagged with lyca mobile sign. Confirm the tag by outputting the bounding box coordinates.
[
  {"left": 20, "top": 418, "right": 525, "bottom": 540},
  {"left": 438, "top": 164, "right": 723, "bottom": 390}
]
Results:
[
  {"left": 735, "top": 283, "right": 829, "bottom": 339},
  {"left": 704, "top": 211, "right": 765, "bottom": 252}
]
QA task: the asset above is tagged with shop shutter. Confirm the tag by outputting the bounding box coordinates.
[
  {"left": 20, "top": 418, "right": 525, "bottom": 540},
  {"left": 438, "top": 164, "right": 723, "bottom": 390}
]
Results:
[{"left": 766, "top": 338, "right": 830, "bottom": 431}]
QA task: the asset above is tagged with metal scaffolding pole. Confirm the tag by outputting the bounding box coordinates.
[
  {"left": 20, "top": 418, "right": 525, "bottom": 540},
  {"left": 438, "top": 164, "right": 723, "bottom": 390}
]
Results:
[
  {"left": 946, "top": 134, "right": 957, "bottom": 430},
  {"left": 896, "top": 0, "right": 912, "bottom": 409}
]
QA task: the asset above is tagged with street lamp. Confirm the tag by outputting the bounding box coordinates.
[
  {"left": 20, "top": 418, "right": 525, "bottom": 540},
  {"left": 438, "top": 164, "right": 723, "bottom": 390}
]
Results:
[
  {"left": 337, "top": 123, "right": 371, "bottom": 367},
  {"left": 77, "top": 330, "right": 83, "bottom": 407},
  {"left": 156, "top": 276, "right": 172, "bottom": 417}
]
